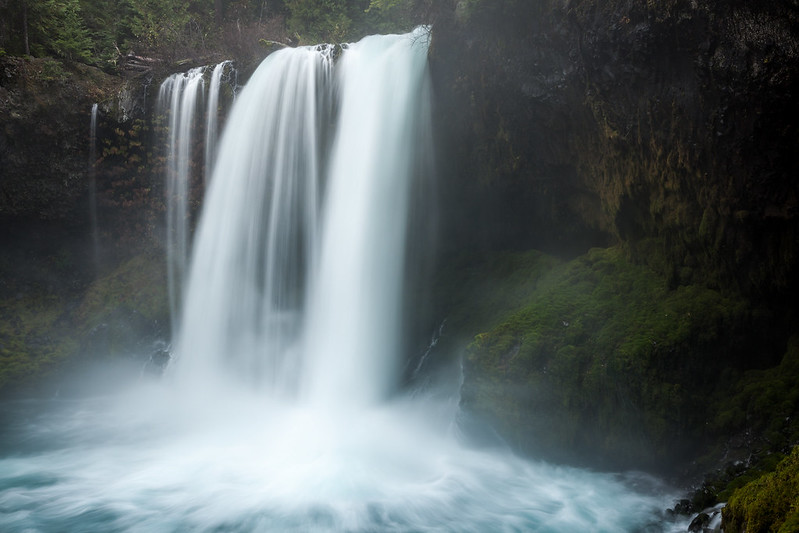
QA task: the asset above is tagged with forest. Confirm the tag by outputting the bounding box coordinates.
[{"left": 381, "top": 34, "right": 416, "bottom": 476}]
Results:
[{"left": 0, "top": 0, "right": 432, "bottom": 63}]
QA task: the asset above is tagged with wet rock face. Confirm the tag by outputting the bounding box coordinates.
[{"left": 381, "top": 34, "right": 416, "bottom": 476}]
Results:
[
  {"left": 429, "top": 0, "right": 799, "bottom": 471},
  {"left": 1, "top": 57, "right": 98, "bottom": 221},
  {"left": 0, "top": 56, "right": 155, "bottom": 224},
  {"left": 0, "top": 55, "right": 168, "bottom": 276},
  {"left": 432, "top": 0, "right": 799, "bottom": 296}
]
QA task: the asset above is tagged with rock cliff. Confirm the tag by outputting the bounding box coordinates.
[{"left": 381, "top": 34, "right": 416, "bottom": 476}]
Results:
[{"left": 428, "top": 0, "right": 799, "bottom": 475}]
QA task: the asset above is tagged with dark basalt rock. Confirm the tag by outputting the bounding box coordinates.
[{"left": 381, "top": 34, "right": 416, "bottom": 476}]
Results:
[
  {"left": 431, "top": 0, "right": 799, "bottom": 299},
  {"left": 689, "top": 512, "right": 710, "bottom": 532},
  {"left": 429, "top": 0, "right": 799, "bottom": 474}
]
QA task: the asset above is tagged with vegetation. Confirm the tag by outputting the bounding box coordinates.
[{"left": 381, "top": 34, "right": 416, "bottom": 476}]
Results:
[
  {"left": 0, "top": 290, "right": 78, "bottom": 391},
  {"left": 711, "top": 337, "right": 799, "bottom": 459},
  {"left": 723, "top": 446, "right": 799, "bottom": 533},
  {"left": 438, "top": 246, "right": 789, "bottom": 469},
  {"left": 0, "top": 0, "right": 433, "bottom": 67},
  {"left": 0, "top": 252, "right": 168, "bottom": 395}
]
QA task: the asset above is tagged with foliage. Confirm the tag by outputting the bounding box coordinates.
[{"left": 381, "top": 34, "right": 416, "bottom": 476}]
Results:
[
  {"left": 0, "top": 0, "right": 425, "bottom": 65},
  {"left": 723, "top": 446, "right": 799, "bottom": 533},
  {"left": 365, "top": 0, "right": 415, "bottom": 33},
  {"left": 0, "top": 291, "right": 78, "bottom": 391},
  {"left": 125, "top": 0, "right": 192, "bottom": 51},
  {"left": 450, "top": 246, "right": 752, "bottom": 467},
  {"left": 46, "top": 0, "right": 94, "bottom": 61},
  {"left": 711, "top": 336, "right": 799, "bottom": 454},
  {"left": 37, "top": 57, "right": 69, "bottom": 82},
  {"left": 284, "top": 0, "right": 429, "bottom": 43},
  {"left": 77, "top": 0, "right": 135, "bottom": 65},
  {"left": 285, "top": 0, "right": 365, "bottom": 43},
  {"left": 20, "top": 0, "right": 93, "bottom": 61},
  {"left": 0, "top": 252, "right": 168, "bottom": 395}
]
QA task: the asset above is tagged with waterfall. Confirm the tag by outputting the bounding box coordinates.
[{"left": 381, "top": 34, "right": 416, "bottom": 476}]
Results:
[
  {"left": 174, "top": 31, "right": 432, "bottom": 408},
  {"left": 158, "top": 68, "right": 205, "bottom": 334},
  {"left": 0, "top": 30, "right": 680, "bottom": 533},
  {"left": 158, "top": 62, "right": 238, "bottom": 335},
  {"left": 88, "top": 103, "right": 100, "bottom": 275},
  {"left": 204, "top": 60, "right": 232, "bottom": 184},
  {"left": 303, "top": 32, "right": 433, "bottom": 408},
  {"left": 175, "top": 46, "right": 334, "bottom": 393}
]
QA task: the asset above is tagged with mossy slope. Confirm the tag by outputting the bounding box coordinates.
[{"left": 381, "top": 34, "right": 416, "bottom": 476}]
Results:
[
  {"left": 0, "top": 291, "right": 78, "bottom": 391},
  {"left": 454, "top": 247, "right": 767, "bottom": 470},
  {"left": 0, "top": 251, "right": 168, "bottom": 395},
  {"left": 723, "top": 446, "right": 799, "bottom": 533}
]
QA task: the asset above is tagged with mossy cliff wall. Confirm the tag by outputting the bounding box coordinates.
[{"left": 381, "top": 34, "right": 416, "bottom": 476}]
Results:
[
  {"left": 428, "top": 0, "right": 799, "bottom": 472},
  {"left": 0, "top": 56, "right": 170, "bottom": 393},
  {"left": 431, "top": 0, "right": 799, "bottom": 295}
]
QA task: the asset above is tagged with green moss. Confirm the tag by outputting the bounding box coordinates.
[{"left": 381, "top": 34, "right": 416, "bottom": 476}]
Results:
[
  {"left": 0, "top": 292, "right": 78, "bottom": 390},
  {"left": 434, "top": 249, "right": 562, "bottom": 336},
  {"left": 76, "top": 252, "right": 168, "bottom": 329},
  {"left": 723, "top": 446, "right": 799, "bottom": 533},
  {"left": 457, "top": 246, "right": 750, "bottom": 466},
  {"left": 0, "top": 252, "right": 168, "bottom": 394},
  {"left": 709, "top": 337, "right": 799, "bottom": 459}
]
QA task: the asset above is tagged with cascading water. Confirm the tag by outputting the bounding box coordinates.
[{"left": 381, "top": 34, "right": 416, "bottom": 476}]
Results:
[
  {"left": 158, "top": 61, "right": 237, "bottom": 333},
  {"left": 88, "top": 103, "right": 100, "bottom": 274},
  {"left": 158, "top": 68, "right": 205, "bottom": 333},
  {"left": 0, "top": 30, "right": 693, "bottom": 532},
  {"left": 302, "top": 32, "right": 432, "bottom": 409},
  {"left": 204, "top": 60, "right": 233, "bottom": 184},
  {"left": 175, "top": 46, "right": 331, "bottom": 394}
]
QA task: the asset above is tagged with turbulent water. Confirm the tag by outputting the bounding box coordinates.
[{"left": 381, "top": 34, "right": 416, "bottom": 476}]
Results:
[
  {"left": 0, "top": 387, "right": 687, "bottom": 532},
  {"left": 0, "top": 29, "right": 693, "bottom": 532}
]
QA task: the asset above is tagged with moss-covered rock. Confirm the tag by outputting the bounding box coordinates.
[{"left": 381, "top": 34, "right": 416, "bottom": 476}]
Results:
[
  {"left": 427, "top": 0, "right": 799, "bottom": 481},
  {"left": 709, "top": 337, "right": 799, "bottom": 461},
  {"left": 0, "top": 251, "right": 168, "bottom": 396},
  {"left": 722, "top": 446, "right": 799, "bottom": 533},
  {"left": 451, "top": 247, "right": 773, "bottom": 470},
  {"left": 0, "top": 291, "right": 78, "bottom": 391}
]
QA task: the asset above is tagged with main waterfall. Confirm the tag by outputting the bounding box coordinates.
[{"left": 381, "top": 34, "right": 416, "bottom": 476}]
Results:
[
  {"left": 176, "top": 30, "right": 431, "bottom": 410},
  {"left": 0, "top": 30, "right": 689, "bottom": 533},
  {"left": 174, "top": 44, "right": 330, "bottom": 395}
]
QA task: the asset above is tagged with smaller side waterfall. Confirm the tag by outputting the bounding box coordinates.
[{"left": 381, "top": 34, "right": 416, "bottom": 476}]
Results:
[
  {"left": 88, "top": 103, "right": 100, "bottom": 275},
  {"left": 204, "top": 61, "right": 233, "bottom": 184},
  {"left": 158, "top": 62, "right": 237, "bottom": 335},
  {"left": 158, "top": 68, "right": 205, "bottom": 333}
]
